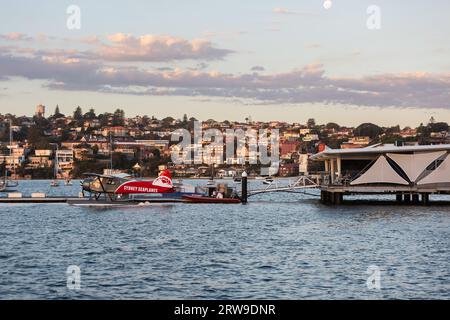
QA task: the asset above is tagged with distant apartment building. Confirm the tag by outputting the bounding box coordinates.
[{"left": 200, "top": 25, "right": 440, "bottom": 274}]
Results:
[
  {"left": 83, "top": 119, "right": 101, "bottom": 129},
  {"left": 56, "top": 149, "right": 74, "bottom": 175},
  {"left": 280, "top": 141, "right": 299, "bottom": 157},
  {"left": 102, "top": 126, "right": 128, "bottom": 137},
  {"left": 349, "top": 136, "right": 370, "bottom": 145},
  {"left": 303, "top": 133, "right": 319, "bottom": 142},
  {"left": 26, "top": 149, "right": 51, "bottom": 170},
  {"left": 135, "top": 140, "right": 169, "bottom": 152},
  {"left": 282, "top": 130, "right": 300, "bottom": 140},
  {"left": 299, "top": 128, "right": 311, "bottom": 135},
  {"left": 27, "top": 149, "right": 52, "bottom": 170},
  {"left": 0, "top": 155, "right": 23, "bottom": 171},
  {"left": 400, "top": 128, "right": 417, "bottom": 138},
  {"left": 279, "top": 163, "right": 299, "bottom": 177},
  {"left": 341, "top": 136, "right": 370, "bottom": 149},
  {"left": 298, "top": 153, "right": 310, "bottom": 175},
  {"left": 35, "top": 104, "right": 45, "bottom": 117}
]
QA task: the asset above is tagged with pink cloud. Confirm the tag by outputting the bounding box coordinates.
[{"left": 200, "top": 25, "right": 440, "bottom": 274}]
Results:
[
  {"left": 0, "top": 32, "right": 32, "bottom": 41},
  {"left": 0, "top": 33, "right": 449, "bottom": 110},
  {"left": 96, "top": 33, "right": 233, "bottom": 62},
  {"left": 273, "top": 8, "right": 315, "bottom": 16}
]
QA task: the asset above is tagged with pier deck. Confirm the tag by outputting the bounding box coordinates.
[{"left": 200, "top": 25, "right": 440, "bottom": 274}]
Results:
[
  {"left": 0, "top": 197, "right": 186, "bottom": 204},
  {"left": 0, "top": 197, "right": 76, "bottom": 204},
  {"left": 319, "top": 185, "right": 450, "bottom": 205}
]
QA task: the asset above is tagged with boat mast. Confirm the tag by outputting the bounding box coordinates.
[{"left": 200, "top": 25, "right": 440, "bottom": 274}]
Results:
[
  {"left": 54, "top": 144, "right": 59, "bottom": 180},
  {"left": 109, "top": 131, "right": 113, "bottom": 173},
  {"left": 9, "top": 119, "right": 13, "bottom": 179}
]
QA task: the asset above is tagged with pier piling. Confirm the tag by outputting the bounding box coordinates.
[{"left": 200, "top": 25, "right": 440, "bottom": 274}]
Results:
[
  {"left": 404, "top": 193, "right": 411, "bottom": 203},
  {"left": 421, "top": 193, "right": 430, "bottom": 206},
  {"left": 241, "top": 171, "right": 248, "bottom": 204}
]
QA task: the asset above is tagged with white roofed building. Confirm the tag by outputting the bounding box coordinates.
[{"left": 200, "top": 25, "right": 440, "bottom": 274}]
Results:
[{"left": 311, "top": 144, "right": 450, "bottom": 199}]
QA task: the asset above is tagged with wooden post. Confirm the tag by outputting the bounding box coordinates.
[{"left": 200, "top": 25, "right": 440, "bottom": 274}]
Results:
[
  {"left": 330, "top": 159, "right": 335, "bottom": 184},
  {"left": 334, "top": 192, "right": 343, "bottom": 205},
  {"left": 404, "top": 193, "right": 411, "bottom": 203},
  {"left": 337, "top": 157, "right": 342, "bottom": 181},
  {"left": 241, "top": 171, "right": 248, "bottom": 204},
  {"left": 421, "top": 193, "right": 429, "bottom": 206}
]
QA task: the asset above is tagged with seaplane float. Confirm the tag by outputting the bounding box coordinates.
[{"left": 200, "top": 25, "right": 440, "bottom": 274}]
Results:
[
  {"left": 0, "top": 176, "right": 19, "bottom": 192},
  {"left": 67, "top": 170, "right": 241, "bottom": 207}
]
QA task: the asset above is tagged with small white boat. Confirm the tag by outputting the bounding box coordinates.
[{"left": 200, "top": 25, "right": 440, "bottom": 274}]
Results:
[
  {"left": 64, "top": 179, "right": 73, "bottom": 186},
  {"left": 51, "top": 180, "right": 60, "bottom": 187}
]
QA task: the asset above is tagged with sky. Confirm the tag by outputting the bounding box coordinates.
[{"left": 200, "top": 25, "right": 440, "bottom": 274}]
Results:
[{"left": 0, "top": 0, "right": 449, "bottom": 127}]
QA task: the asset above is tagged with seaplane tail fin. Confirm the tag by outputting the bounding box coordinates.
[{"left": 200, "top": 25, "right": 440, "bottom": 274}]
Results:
[
  {"left": 160, "top": 169, "right": 172, "bottom": 180},
  {"left": 153, "top": 170, "right": 173, "bottom": 188}
]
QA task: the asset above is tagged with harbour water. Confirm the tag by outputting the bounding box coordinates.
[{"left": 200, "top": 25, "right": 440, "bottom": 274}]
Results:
[{"left": 0, "top": 180, "right": 449, "bottom": 299}]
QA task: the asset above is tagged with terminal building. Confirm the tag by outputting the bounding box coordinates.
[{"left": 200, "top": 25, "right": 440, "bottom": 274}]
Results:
[{"left": 311, "top": 144, "right": 450, "bottom": 204}]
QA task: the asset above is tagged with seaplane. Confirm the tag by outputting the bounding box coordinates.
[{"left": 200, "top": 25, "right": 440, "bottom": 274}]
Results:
[
  {"left": 68, "top": 170, "right": 198, "bottom": 206},
  {"left": 68, "top": 169, "right": 242, "bottom": 206}
]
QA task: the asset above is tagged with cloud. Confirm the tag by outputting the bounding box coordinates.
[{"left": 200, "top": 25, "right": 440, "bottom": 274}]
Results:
[
  {"left": 251, "top": 66, "right": 265, "bottom": 72},
  {"left": 202, "top": 30, "right": 247, "bottom": 39},
  {"left": 1, "top": 32, "right": 233, "bottom": 63},
  {"left": 1, "top": 52, "right": 449, "bottom": 109},
  {"left": 306, "top": 43, "right": 321, "bottom": 49},
  {"left": 96, "top": 33, "right": 233, "bottom": 62},
  {"left": 0, "top": 32, "right": 32, "bottom": 41},
  {"left": 81, "top": 35, "right": 102, "bottom": 45},
  {"left": 273, "top": 8, "right": 315, "bottom": 16}
]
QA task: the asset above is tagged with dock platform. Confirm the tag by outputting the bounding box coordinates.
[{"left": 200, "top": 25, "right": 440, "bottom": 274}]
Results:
[
  {"left": 320, "top": 185, "right": 450, "bottom": 205},
  {"left": 0, "top": 197, "right": 79, "bottom": 204}
]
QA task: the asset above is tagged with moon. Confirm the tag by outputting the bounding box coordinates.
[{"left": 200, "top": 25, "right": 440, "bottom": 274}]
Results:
[{"left": 323, "top": 0, "right": 333, "bottom": 10}]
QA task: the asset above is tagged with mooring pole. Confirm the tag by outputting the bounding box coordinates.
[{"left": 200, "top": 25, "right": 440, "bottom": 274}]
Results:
[{"left": 241, "top": 171, "right": 248, "bottom": 204}]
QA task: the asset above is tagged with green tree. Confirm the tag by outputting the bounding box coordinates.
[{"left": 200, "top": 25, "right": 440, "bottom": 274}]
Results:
[
  {"left": 84, "top": 108, "right": 96, "bottom": 120},
  {"left": 73, "top": 106, "right": 83, "bottom": 122},
  {"left": 354, "top": 123, "right": 383, "bottom": 139},
  {"left": 112, "top": 109, "right": 125, "bottom": 126},
  {"left": 53, "top": 105, "right": 65, "bottom": 118},
  {"left": 325, "top": 122, "right": 340, "bottom": 131},
  {"left": 307, "top": 118, "right": 316, "bottom": 129},
  {"left": 429, "top": 122, "right": 449, "bottom": 132}
]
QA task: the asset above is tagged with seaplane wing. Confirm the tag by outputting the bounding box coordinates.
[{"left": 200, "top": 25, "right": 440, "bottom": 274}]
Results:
[
  {"left": 83, "top": 173, "right": 132, "bottom": 179},
  {"left": 114, "top": 170, "right": 174, "bottom": 194}
]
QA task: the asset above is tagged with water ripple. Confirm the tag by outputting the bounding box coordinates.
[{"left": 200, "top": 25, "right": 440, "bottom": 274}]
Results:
[{"left": 0, "top": 180, "right": 449, "bottom": 299}]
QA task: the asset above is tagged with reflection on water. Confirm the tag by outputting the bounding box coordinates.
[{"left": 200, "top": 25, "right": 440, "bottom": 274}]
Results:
[{"left": 0, "top": 180, "right": 449, "bottom": 299}]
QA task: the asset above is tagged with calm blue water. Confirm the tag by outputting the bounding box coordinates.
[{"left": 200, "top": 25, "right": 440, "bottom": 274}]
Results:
[{"left": 0, "top": 180, "right": 449, "bottom": 299}]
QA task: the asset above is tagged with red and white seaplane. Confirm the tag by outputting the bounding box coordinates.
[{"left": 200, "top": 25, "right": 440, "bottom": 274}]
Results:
[
  {"left": 68, "top": 170, "right": 190, "bottom": 206},
  {"left": 69, "top": 169, "right": 241, "bottom": 207}
]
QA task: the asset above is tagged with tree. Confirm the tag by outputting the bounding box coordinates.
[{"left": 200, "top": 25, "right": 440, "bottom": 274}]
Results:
[
  {"left": 354, "top": 123, "right": 383, "bottom": 139},
  {"left": 429, "top": 122, "right": 449, "bottom": 133},
  {"left": 182, "top": 114, "right": 188, "bottom": 123},
  {"left": 99, "top": 113, "right": 112, "bottom": 127},
  {"left": 325, "top": 122, "right": 340, "bottom": 131},
  {"left": 73, "top": 106, "right": 83, "bottom": 121},
  {"left": 162, "top": 116, "right": 175, "bottom": 126},
  {"left": 84, "top": 108, "right": 96, "bottom": 120},
  {"left": 112, "top": 109, "right": 125, "bottom": 126},
  {"left": 307, "top": 118, "right": 316, "bottom": 129},
  {"left": 53, "top": 105, "right": 65, "bottom": 118}
]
